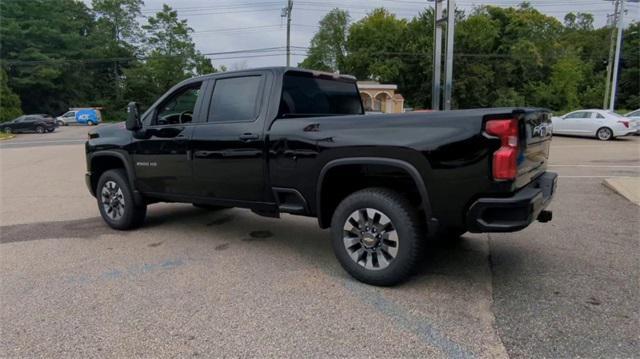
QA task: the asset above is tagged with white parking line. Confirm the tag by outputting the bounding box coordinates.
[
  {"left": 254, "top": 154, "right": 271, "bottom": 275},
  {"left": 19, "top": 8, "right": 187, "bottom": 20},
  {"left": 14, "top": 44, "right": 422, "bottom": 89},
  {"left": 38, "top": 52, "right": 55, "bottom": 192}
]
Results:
[
  {"left": 0, "top": 139, "right": 85, "bottom": 145},
  {"left": 560, "top": 175, "right": 638, "bottom": 178},
  {"left": 550, "top": 164, "right": 640, "bottom": 168}
]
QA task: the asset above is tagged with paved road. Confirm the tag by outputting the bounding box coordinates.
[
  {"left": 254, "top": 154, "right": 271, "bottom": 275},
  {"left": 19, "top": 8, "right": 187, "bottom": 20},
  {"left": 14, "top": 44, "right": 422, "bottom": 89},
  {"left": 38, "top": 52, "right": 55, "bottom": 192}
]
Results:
[
  {"left": 0, "top": 134, "right": 638, "bottom": 357},
  {"left": 0, "top": 125, "right": 97, "bottom": 148}
]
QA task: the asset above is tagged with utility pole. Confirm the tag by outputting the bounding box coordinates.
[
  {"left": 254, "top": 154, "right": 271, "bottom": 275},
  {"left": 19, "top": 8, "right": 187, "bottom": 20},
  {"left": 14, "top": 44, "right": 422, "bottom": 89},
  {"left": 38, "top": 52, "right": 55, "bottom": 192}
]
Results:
[
  {"left": 609, "top": 0, "right": 625, "bottom": 110},
  {"left": 431, "top": 0, "right": 455, "bottom": 110},
  {"left": 431, "top": 0, "right": 443, "bottom": 110},
  {"left": 443, "top": 0, "right": 455, "bottom": 110},
  {"left": 603, "top": 0, "right": 620, "bottom": 109},
  {"left": 282, "top": 0, "right": 293, "bottom": 66}
]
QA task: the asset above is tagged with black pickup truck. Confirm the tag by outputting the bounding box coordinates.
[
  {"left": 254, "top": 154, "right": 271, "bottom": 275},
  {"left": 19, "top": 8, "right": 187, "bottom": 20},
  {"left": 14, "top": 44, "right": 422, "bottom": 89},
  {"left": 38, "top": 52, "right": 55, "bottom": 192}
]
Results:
[{"left": 86, "top": 67, "right": 556, "bottom": 285}]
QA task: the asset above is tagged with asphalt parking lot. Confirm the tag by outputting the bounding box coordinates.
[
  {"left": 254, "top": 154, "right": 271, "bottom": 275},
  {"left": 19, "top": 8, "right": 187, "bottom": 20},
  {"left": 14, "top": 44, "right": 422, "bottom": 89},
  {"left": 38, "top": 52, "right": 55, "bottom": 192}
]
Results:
[{"left": 1, "top": 126, "right": 638, "bottom": 358}]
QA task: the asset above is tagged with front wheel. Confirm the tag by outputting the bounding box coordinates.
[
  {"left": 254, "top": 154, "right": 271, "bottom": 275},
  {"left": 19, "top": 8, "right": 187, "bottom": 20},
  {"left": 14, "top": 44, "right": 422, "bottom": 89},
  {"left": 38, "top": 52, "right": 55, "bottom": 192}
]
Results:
[
  {"left": 35, "top": 126, "right": 44, "bottom": 134},
  {"left": 596, "top": 127, "right": 613, "bottom": 141},
  {"left": 97, "top": 169, "right": 147, "bottom": 230},
  {"left": 2, "top": 127, "right": 11, "bottom": 134},
  {"left": 331, "top": 188, "right": 424, "bottom": 286}
]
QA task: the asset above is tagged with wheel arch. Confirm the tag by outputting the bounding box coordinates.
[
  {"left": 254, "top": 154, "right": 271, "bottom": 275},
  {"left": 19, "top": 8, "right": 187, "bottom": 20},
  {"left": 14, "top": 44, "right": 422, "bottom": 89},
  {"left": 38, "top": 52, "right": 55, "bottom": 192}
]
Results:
[
  {"left": 316, "top": 157, "right": 437, "bottom": 234},
  {"left": 89, "top": 151, "right": 143, "bottom": 205},
  {"left": 596, "top": 126, "right": 614, "bottom": 140}
]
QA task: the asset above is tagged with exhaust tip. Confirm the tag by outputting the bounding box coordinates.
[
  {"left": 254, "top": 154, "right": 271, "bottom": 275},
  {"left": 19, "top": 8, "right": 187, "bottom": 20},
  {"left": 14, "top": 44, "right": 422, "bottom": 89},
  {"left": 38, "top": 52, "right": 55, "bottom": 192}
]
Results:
[{"left": 537, "top": 210, "right": 552, "bottom": 223}]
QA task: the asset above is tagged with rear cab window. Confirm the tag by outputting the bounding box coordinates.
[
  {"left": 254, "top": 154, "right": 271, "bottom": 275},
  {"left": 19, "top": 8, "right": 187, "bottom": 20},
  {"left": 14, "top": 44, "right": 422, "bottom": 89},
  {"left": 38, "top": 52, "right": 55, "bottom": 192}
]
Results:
[{"left": 278, "top": 71, "right": 363, "bottom": 118}]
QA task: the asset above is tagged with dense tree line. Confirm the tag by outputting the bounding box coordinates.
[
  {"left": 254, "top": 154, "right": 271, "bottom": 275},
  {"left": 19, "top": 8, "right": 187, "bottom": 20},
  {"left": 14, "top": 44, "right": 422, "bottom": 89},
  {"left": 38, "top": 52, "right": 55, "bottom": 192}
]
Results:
[
  {"left": 301, "top": 6, "right": 639, "bottom": 112},
  {"left": 1, "top": 1, "right": 637, "bottom": 122},
  {"left": 0, "top": 0, "right": 215, "bottom": 122}
]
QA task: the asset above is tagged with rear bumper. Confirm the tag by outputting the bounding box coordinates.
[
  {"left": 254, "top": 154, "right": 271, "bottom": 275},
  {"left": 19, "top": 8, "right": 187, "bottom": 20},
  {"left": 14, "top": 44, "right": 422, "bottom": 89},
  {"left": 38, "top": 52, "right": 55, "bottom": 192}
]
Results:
[{"left": 466, "top": 172, "right": 558, "bottom": 232}]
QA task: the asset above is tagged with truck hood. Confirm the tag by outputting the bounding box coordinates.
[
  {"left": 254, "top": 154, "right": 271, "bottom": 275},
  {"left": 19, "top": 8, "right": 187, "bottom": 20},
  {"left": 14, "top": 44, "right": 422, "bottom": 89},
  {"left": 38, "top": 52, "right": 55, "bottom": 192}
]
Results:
[{"left": 88, "top": 121, "right": 127, "bottom": 139}]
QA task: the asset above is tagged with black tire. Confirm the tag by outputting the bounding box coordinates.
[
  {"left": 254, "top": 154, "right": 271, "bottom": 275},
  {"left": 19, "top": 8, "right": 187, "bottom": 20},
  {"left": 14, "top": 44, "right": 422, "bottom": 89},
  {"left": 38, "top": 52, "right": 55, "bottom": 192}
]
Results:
[
  {"left": 192, "top": 203, "right": 230, "bottom": 211},
  {"left": 596, "top": 127, "right": 613, "bottom": 141},
  {"left": 87, "top": 121, "right": 94, "bottom": 126},
  {"left": 96, "top": 169, "right": 147, "bottom": 230},
  {"left": 46, "top": 128, "right": 54, "bottom": 133},
  {"left": 35, "top": 126, "right": 44, "bottom": 134},
  {"left": 330, "top": 188, "right": 424, "bottom": 286},
  {"left": 2, "top": 127, "right": 10, "bottom": 134}
]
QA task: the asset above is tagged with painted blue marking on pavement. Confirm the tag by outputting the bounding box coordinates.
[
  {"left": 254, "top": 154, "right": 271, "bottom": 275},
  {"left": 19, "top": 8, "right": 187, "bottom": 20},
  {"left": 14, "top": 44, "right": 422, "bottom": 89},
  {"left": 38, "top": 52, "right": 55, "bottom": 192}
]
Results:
[{"left": 344, "top": 279, "right": 475, "bottom": 359}]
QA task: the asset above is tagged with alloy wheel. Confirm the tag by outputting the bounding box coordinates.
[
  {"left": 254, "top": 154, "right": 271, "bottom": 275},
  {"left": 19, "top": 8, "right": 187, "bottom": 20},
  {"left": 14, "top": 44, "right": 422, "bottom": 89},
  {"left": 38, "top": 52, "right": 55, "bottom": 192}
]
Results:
[
  {"left": 597, "top": 128, "right": 612, "bottom": 141},
  {"left": 101, "top": 180, "right": 125, "bottom": 220},
  {"left": 342, "top": 208, "right": 399, "bottom": 270}
]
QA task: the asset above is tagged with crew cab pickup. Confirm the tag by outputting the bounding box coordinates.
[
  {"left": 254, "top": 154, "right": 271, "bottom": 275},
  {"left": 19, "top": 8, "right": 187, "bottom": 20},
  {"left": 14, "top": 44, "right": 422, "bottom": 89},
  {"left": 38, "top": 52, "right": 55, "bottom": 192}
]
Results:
[{"left": 86, "top": 67, "right": 557, "bottom": 285}]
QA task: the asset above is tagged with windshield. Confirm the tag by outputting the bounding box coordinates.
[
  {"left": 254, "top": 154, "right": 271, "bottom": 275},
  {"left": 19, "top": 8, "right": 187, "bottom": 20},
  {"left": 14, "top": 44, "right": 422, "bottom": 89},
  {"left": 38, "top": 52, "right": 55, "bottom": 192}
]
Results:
[{"left": 278, "top": 71, "right": 363, "bottom": 118}]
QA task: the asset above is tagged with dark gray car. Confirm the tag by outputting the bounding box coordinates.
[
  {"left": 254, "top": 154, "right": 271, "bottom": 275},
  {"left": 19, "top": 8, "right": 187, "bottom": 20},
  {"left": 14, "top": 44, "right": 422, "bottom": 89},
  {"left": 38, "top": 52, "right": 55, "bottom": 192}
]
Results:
[{"left": 0, "top": 114, "right": 57, "bottom": 134}]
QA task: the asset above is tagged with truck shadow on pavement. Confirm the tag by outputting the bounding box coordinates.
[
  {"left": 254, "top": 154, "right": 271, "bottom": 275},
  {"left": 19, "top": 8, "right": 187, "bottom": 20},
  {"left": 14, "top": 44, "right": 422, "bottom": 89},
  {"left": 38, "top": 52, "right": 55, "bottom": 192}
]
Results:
[{"left": 0, "top": 205, "right": 500, "bottom": 286}]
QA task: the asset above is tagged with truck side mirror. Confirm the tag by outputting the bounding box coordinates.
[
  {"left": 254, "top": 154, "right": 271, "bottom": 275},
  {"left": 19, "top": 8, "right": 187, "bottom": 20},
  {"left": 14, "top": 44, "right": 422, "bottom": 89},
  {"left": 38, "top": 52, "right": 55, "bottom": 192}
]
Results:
[{"left": 126, "top": 102, "right": 141, "bottom": 131}]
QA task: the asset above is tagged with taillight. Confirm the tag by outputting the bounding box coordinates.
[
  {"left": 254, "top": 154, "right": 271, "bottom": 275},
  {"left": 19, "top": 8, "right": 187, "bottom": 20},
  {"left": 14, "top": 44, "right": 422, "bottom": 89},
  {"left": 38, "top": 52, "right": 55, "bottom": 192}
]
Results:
[
  {"left": 485, "top": 118, "right": 519, "bottom": 180},
  {"left": 618, "top": 120, "right": 629, "bottom": 128}
]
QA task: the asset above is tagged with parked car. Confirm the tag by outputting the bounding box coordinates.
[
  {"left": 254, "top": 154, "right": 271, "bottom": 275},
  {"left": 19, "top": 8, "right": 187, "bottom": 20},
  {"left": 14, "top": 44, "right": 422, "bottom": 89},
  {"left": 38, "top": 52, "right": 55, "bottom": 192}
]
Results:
[
  {"left": 551, "top": 109, "right": 636, "bottom": 140},
  {"left": 623, "top": 109, "right": 640, "bottom": 135},
  {"left": 85, "top": 67, "right": 557, "bottom": 286},
  {"left": 1, "top": 114, "right": 57, "bottom": 134},
  {"left": 56, "top": 108, "right": 102, "bottom": 126}
]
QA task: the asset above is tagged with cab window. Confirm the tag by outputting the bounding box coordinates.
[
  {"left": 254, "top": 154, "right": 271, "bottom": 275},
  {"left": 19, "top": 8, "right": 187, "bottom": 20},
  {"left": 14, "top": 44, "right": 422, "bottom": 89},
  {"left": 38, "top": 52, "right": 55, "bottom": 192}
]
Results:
[
  {"left": 207, "top": 76, "right": 263, "bottom": 123},
  {"left": 565, "top": 111, "right": 589, "bottom": 119},
  {"left": 64, "top": 112, "right": 75, "bottom": 118},
  {"left": 154, "top": 82, "right": 202, "bottom": 126}
]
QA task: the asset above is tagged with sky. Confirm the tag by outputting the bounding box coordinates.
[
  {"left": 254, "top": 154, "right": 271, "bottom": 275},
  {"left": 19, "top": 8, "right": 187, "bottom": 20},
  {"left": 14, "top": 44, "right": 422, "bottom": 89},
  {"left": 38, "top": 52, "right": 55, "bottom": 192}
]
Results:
[{"left": 132, "top": 0, "right": 640, "bottom": 70}]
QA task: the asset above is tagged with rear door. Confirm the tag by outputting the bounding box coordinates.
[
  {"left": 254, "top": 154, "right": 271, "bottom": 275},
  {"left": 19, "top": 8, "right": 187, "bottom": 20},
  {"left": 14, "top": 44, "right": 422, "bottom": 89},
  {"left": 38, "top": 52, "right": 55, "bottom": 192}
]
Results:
[
  {"left": 132, "top": 81, "right": 205, "bottom": 195},
  {"left": 191, "top": 72, "right": 270, "bottom": 202},
  {"left": 562, "top": 111, "right": 591, "bottom": 134}
]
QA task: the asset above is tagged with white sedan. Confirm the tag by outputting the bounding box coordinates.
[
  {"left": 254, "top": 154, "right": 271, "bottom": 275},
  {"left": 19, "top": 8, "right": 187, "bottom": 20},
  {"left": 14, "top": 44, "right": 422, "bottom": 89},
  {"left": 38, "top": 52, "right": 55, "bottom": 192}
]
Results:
[
  {"left": 551, "top": 109, "right": 637, "bottom": 141},
  {"left": 624, "top": 109, "right": 640, "bottom": 135}
]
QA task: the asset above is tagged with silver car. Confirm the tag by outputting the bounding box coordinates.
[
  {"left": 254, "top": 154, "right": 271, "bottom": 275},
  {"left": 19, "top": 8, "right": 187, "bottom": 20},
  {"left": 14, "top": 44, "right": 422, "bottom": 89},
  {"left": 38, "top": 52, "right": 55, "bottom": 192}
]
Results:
[{"left": 624, "top": 109, "right": 640, "bottom": 135}]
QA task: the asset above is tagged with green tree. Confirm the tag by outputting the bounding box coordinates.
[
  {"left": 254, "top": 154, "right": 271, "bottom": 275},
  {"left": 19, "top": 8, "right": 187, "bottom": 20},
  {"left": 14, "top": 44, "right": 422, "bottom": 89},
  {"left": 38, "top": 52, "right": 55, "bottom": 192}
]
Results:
[
  {"left": 617, "top": 22, "right": 640, "bottom": 110},
  {"left": 0, "top": 68, "right": 22, "bottom": 122},
  {"left": 344, "top": 8, "right": 407, "bottom": 82},
  {"left": 123, "top": 4, "right": 215, "bottom": 108},
  {"left": 89, "top": 0, "right": 144, "bottom": 120},
  {"left": 299, "top": 8, "right": 350, "bottom": 72},
  {"left": 564, "top": 12, "right": 595, "bottom": 31},
  {"left": 0, "top": 0, "right": 95, "bottom": 115}
]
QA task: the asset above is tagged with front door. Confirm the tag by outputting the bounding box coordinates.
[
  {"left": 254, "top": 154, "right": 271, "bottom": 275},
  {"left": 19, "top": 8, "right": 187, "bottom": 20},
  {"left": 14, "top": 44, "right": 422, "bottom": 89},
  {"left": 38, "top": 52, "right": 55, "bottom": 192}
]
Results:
[
  {"left": 133, "top": 81, "right": 205, "bottom": 195},
  {"left": 191, "top": 73, "right": 268, "bottom": 203}
]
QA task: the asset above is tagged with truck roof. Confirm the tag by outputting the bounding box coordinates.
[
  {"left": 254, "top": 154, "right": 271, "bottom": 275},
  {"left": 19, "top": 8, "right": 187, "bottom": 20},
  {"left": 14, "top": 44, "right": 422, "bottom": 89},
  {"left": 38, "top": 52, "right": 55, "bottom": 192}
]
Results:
[{"left": 188, "top": 66, "right": 357, "bottom": 83}]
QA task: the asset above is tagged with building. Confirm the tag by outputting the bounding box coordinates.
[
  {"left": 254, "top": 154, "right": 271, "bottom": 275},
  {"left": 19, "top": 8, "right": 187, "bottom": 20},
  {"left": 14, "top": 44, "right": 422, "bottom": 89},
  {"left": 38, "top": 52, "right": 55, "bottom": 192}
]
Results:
[{"left": 357, "top": 81, "right": 405, "bottom": 113}]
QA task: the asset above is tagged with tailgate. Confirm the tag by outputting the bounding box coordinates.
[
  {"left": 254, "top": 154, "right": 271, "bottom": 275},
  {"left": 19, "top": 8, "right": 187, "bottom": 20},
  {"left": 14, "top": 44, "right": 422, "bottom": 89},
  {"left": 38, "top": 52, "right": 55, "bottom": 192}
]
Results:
[{"left": 515, "top": 109, "right": 552, "bottom": 189}]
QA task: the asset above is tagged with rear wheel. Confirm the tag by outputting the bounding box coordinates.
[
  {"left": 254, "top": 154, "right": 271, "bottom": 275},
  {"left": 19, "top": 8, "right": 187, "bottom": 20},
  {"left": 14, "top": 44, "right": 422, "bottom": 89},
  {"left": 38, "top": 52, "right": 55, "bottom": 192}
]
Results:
[
  {"left": 97, "top": 169, "right": 147, "bottom": 230},
  {"left": 35, "top": 126, "right": 44, "bottom": 134},
  {"left": 331, "top": 188, "right": 424, "bottom": 286},
  {"left": 596, "top": 127, "right": 613, "bottom": 141},
  {"left": 46, "top": 128, "right": 54, "bottom": 133},
  {"left": 87, "top": 120, "right": 94, "bottom": 126}
]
